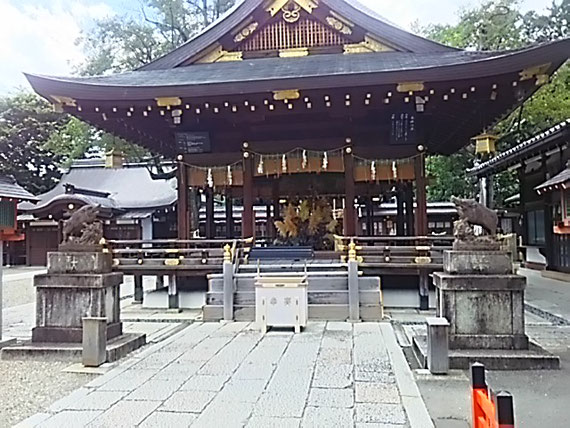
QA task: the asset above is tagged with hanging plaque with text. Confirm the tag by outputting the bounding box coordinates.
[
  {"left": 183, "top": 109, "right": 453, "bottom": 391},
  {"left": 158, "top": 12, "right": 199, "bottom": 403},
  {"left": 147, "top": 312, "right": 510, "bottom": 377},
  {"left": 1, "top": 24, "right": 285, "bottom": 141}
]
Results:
[
  {"left": 175, "top": 132, "right": 211, "bottom": 154},
  {"left": 390, "top": 112, "right": 419, "bottom": 145}
]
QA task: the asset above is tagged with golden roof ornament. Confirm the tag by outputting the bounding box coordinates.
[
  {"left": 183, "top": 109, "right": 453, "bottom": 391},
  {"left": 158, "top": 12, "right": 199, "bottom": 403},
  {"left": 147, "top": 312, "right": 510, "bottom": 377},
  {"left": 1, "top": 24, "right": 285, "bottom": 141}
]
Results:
[{"left": 282, "top": 2, "right": 301, "bottom": 23}]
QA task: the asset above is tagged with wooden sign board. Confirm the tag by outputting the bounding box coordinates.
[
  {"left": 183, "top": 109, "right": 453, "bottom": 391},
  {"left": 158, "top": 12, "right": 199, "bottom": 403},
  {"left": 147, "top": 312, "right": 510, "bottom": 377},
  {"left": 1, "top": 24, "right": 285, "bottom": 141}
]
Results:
[
  {"left": 390, "top": 112, "right": 421, "bottom": 146},
  {"left": 175, "top": 132, "right": 211, "bottom": 154}
]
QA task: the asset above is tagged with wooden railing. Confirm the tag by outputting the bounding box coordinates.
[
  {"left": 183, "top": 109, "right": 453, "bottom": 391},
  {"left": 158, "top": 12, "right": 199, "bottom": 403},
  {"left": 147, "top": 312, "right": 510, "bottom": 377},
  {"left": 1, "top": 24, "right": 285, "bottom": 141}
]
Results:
[
  {"left": 105, "top": 238, "right": 253, "bottom": 273},
  {"left": 334, "top": 235, "right": 453, "bottom": 269}
]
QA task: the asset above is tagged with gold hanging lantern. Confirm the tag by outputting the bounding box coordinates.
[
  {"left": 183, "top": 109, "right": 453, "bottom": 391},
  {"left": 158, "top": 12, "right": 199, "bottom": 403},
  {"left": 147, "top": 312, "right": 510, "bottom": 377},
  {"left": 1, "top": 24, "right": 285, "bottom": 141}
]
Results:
[{"left": 472, "top": 133, "right": 499, "bottom": 155}]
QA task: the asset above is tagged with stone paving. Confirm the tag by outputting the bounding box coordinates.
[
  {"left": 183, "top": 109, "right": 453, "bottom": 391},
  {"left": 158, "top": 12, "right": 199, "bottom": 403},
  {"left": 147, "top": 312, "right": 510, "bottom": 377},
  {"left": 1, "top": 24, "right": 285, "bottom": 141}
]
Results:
[{"left": 18, "top": 322, "right": 423, "bottom": 427}]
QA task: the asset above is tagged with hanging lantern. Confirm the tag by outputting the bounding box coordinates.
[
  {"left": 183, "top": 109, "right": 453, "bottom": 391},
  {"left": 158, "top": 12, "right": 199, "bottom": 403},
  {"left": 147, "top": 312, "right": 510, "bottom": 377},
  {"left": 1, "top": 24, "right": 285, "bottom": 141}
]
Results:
[
  {"left": 227, "top": 165, "right": 233, "bottom": 186},
  {"left": 322, "top": 152, "right": 329, "bottom": 170},
  {"left": 472, "top": 133, "right": 499, "bottom": 155},
  {"left": 371, "top": 161, "right": 377, "bottom": 181},
  {"left": 257, "top": 156, "right": 264, "bottom": 175},
  {"left": 302, "top": 150, "right": 308, "bottom": 169},
  {"left": 207, "top": 168, "right": 214, "bottom": 188},
  {"left": 282, "top": 154, "right": 288, "bottom": 173},
  {"left": 392, "top": 161, "right": 398, "bottom": 180}
]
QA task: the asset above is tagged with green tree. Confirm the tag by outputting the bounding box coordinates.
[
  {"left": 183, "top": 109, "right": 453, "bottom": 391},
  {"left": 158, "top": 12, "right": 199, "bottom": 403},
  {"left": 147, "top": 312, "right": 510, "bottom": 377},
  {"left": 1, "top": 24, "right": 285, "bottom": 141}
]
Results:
[
  {"left": 45, "top": 118, "right": 148, "bottom": 167},
  {"left": 418, "top": 0, "right": 569, "bottom": 206},
  {"left": 0, "top": 94, "right": 65, "bottom": 194},
  {"left": 77, "top": 0, "right": 236, "bottom": 75}
]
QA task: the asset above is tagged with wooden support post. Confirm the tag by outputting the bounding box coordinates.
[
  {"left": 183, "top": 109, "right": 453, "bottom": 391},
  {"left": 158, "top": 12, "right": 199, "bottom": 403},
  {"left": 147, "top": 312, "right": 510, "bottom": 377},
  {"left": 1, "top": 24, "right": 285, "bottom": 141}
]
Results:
[
  {"left": 168, "top": 275, "right": 179, "bottom": 309},
  {"left": 396, "top": 186, "right": 406, "bottom": 236},
  {"left": 177, "top": 161, "right": 190, "bottom": 240},
  {"left": 426, "top": 317, "right": 449, "bottom": 374},
  {"left": 134, "top": 275, "right": 143, "bottom": 304},
  {"left": 518, "top": 163, "right": 528, "bottom": 245},
  {"left": 225, "top": 192, "right": 234, "bottom": 239},
  {"left": 542, "top": 155, "right": 554, "bottom": 268},
  {"left": 415, "top": 150, "right": 428, "bottom": 237},
  {"left": 243, "top": 151, "right": 254, "bottom": 239},
  {"left": 156, "top": 275, "right": 165, "bottom": 290},
  {"left": 344, "top": 147, "right": 356, "bottom": 237},
  {"left": 206, "top": 188, "right": 215, "bottom": 239},
  {"left": 419, "top": 271, "right": 430, "bottom": 310},
  {"left": 405, "top": 183, "right": 415, "bottom": 236},
  {"left": 366, "top": 197, "right": 374, "bottom": 236}
]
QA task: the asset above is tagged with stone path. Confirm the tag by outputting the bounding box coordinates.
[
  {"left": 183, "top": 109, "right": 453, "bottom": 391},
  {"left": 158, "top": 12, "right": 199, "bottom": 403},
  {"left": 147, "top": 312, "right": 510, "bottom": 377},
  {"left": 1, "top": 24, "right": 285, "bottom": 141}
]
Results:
[{"left": 18, "top": 322, "right": 431, "bottom": 427}]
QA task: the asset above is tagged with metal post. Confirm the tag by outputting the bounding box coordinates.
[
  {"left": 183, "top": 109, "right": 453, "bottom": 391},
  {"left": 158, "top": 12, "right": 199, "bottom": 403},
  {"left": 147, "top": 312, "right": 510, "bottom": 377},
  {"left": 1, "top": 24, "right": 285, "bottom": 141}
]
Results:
[
  {"left": 496, "top": 391, "right": 515, "bottom": 428},
  {"left": 347, "top": 241, "right": 360, "bottom": 322},
  {"left": 223, "top": 249, "right": 234, "bottom": 321}
]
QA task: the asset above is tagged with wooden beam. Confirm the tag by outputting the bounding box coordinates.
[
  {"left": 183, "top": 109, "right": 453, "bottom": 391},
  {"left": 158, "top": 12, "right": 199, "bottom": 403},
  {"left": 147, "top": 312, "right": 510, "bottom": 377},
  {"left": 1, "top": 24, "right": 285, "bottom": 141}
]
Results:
[{"left": 344, "top": 148, "right": 356, "bottom": 236}]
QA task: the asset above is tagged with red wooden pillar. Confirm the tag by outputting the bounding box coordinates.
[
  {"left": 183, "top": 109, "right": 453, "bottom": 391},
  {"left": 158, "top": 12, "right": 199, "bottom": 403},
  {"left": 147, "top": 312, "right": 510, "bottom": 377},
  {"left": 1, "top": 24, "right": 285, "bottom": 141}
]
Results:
[
  {"left": 344, "top": 147, "right": 356, "bottom": 237},
  {"left": 242, "top": 149, "right": 254, "bottom": 239},
  {"left": 415, "top": 149, "right": 428, "bottom": 237},
  {"left": 177, "top": 160, "right": 190, "bottom": 240},
  {"left": 205, "top": 188, "right": 215, "bottom": 239}
]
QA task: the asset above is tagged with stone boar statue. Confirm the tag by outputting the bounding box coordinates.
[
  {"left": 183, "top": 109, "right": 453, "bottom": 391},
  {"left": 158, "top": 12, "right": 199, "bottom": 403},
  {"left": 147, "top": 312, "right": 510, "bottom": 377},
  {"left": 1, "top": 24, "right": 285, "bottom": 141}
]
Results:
[
  {"left": 451, "top": 197, "right": 498, "bottom": 236},
  {"left": 62, "top": 204, "right": 100, "bottom": 244}
]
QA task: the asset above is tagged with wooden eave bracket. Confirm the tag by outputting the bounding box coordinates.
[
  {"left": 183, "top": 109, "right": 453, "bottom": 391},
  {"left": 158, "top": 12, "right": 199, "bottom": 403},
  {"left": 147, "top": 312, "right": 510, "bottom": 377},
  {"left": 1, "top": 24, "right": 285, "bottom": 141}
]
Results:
[{"left": 50, "top": 95, "right": 76, "bottom": 113}]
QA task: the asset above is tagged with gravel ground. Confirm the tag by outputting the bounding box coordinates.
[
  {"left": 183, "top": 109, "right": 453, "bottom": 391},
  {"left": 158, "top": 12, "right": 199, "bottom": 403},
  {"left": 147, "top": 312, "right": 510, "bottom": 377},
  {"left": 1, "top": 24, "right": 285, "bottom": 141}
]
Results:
[{"left": 0, "top": 360, "right": 95, "bottom": 428}]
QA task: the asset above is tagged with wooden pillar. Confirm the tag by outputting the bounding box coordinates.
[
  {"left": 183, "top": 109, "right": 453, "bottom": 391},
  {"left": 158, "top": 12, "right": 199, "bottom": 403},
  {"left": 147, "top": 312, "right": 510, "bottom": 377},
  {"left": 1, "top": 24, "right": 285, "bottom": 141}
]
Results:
[
  {"left": 266, "top": 204, "right": 274, "bottom": 239},
  {"left": 177, "top": 161, "right": 190, "bottom": 240},
  {"left": 396, "top": 186, "right": 406, "bottom": 237},
  {"left": 344, "top": 147, "right": 356, "bottom": 237},
  {"left": 225, "top": 192, "right": 234, "bottom": 239},
  {"left": 205, "top": 188, "right": 215, "bottom": 239},
  {"left": 542, "top": 155, "right": 554, "bottom": 268},
  {"left": 415, "top": 151, "right": 428, "bottom": 237},
  {"left": 133, "top": 275, "right": 143, "bottom": 304},
  {"left": 519, "top": 163, "right": 527, "bottom": 244},
  {"left": 366, "top": 197, "right": 374, "bottom": 237},
  {"left": 405, "top": 183, "right": 415, "bottom": 236},
  {"left": 242, "top": 150, "right": 254, "bottom": 239}
]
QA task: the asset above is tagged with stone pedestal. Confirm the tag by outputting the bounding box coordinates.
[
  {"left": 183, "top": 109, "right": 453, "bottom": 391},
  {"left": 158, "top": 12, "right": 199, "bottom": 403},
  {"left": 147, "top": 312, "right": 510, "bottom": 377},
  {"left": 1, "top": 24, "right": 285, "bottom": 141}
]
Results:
[
  {"left": 32, "top": 252, "right": 123, "bottom": 343},
  {"left": 433, "top": 250, "right": 527, "bottom": 350}
]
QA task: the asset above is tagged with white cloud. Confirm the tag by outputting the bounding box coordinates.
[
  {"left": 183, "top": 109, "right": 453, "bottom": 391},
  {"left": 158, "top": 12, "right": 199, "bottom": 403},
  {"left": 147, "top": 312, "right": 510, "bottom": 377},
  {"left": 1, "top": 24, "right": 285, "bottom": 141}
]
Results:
[{"left": 0, "top": 0, "right": 113, "bottom": 95}]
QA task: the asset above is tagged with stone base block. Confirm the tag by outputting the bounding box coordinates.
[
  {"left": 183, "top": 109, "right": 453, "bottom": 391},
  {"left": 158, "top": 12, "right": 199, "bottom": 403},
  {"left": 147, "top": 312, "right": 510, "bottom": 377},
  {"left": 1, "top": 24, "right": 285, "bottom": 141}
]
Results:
[
  {"left": 32, "top": 322, "right": 122, "bottom": 344},
  {"left": 0, "top": 338, "right": 17, "bottom": 349},
  {"left": 48, "top": 251, "right": 112, "bottom": 274},
  {"left": 450, "top": 333, "right": 529, "bottom": 350},
  {"left": 413, "top": 335, "right": 559, "bottom": 370},
  {"left": 444, "top": 251, "right": 513, "bottom": 275},
  {"left": 1, "top": 333, "right": 146, "bottom": 362}
]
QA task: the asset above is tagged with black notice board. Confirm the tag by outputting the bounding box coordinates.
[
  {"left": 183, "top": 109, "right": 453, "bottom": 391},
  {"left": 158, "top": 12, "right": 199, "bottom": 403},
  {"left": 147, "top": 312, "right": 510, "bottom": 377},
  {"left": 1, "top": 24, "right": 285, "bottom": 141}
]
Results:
[
  {"left": 175, "top": 132, "right": 211, "bottom": 154},
  {"left": 390, "top": 112, "right": 420, "bottom": 146}
]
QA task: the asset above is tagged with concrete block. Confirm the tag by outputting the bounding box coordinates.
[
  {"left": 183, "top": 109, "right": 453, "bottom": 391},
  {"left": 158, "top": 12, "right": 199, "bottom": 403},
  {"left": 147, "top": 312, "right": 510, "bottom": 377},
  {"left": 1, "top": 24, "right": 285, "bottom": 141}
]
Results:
[
  {"left": 83, "top": 317, "right": 107, "bottom": 367},
  {"left": 426, "top": 317, "right": 449, "bottom": 374}
]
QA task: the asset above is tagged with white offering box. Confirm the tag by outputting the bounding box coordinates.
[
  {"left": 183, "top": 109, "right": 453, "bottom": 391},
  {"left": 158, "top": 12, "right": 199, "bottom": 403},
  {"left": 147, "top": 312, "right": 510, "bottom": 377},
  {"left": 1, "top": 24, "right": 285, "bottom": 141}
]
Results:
[{"left": 255, "top": 276, "right": 308, "bottom": 334}]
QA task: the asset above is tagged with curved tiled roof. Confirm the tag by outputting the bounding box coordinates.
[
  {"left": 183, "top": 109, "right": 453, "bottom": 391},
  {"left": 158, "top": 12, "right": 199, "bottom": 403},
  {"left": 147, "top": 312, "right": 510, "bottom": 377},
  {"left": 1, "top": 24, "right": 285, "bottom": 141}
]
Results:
[
  {"left": 468, "top": 119, "right": 570, "bottom": 177},
  {"left": 25, "top": 39, "right": 570, "bottom": 101},
  {"left": 0, "top": 176, "right": 38, "bottom": 202}
]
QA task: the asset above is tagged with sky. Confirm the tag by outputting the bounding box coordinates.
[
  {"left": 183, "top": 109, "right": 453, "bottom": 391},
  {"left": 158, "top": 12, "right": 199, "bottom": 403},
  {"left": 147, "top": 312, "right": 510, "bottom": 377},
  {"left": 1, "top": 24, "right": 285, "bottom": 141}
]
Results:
[{"left": 0, "top": 0, "right": 554, "bottom": 95}]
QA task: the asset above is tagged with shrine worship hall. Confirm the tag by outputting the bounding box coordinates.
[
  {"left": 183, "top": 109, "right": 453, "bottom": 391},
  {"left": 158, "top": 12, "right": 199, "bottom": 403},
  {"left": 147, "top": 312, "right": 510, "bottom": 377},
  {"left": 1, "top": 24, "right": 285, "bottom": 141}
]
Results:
[{"left": 26, "top": 0, "right": 570, "bottom": 316}]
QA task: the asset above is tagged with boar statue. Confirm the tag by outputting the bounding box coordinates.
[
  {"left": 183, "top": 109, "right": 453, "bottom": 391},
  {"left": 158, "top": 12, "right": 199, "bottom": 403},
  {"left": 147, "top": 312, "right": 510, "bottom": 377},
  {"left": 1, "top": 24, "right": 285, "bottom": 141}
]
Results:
[
  {"left": 451, "top": 197, "right": 500, "bottom": 250},
  {"left": 61, "top": 205, "right": 103, "bottom": 249}
]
